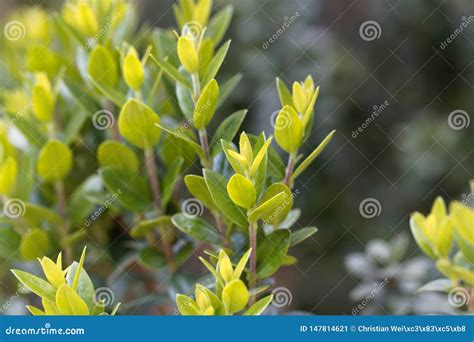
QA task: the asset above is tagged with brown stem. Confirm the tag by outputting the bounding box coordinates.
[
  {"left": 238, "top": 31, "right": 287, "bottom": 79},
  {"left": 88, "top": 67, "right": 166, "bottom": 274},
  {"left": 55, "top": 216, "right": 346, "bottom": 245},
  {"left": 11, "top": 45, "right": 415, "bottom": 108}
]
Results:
[
  {"left": 248, "top": 221, "right": 257, "bottom": 305},
  {"left": 469, "top": 288, "right": 474, "bottom": 313},
  {"left": 283, "top": 153, "right": 296, "bottom": 188},
  {"left": 144, "top": 148, "right": 175, "bottom": 271},
  {"left": 199, "top": 129, "right": 212, "bottom": 169},
  {"left": 54, "top": 181, "right": 71, "bottom": 263}
]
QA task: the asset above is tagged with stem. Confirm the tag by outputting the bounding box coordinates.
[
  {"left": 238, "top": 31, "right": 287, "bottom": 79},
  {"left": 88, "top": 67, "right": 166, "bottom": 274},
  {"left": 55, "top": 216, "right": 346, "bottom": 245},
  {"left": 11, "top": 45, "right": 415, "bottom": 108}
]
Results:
[
  {"left": 105, "top": 100, "right": 120, "bottom": 141},
  {"left": 191, "top": 73, "right": 201, "bottom": 101},
  {"left": 54, "top": 181, "right": 71, "bottom": 264},
  {"left": 283, "top": 153, "right": 297, "bottom": 187},
  {"left": 248, "top": 221, "right": 257, "bottom": 305},
  {"left": 469, "top": 288, "right": 474, "bottom": 313},
  {"left": 199, "top": 129, "right": 212, "bottom": 169},
  {"left": 144, "top": 148, "right": 175, "bottom": 271}
]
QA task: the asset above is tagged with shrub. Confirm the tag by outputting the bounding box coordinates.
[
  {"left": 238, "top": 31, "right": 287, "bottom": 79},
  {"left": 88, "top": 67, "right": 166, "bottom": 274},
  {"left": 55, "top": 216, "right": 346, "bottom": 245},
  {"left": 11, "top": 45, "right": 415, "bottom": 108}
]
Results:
[{"left": 1, "top": 0, "right": 334, "bottom": 315}]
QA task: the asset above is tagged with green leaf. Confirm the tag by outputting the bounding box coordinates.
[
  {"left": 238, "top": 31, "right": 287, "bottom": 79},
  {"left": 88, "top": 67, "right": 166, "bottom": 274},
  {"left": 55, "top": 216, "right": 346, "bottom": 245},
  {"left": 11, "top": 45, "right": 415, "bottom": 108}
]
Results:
[
  {"left": 89, "top": 78, "right": 126, "bottom": 107},
  {"left": 161, "top": 157, "right": 184, "bottom": 208},
  {"left": 258, "top": 183, "right": 292, "bottom": 225},
  {"left": 248, "top": 192, "right": 287, "bottom": 223},
  {"left": 37, "top": 140, "right": 73, "bottom": 181},
  {"left": 4, "top": 112, "right": 46, "bottom": 147},
  {"left": 210, "top": 110, "right": 247, "bottom": 156},
  {"left": 290, "top": 227, "right": 318, "bottom": 247},
  {"left": 218, "top": 73, "right": 242, "bottom": 107},
  {"left": 205, "top": 5, "right": 233, "bottom": 44},
  {"left": 227, "top": 174, "right": 256, "bottom": 209},
  {"left": 276, "top": 77, "right": 294, "bottom": 108},
  {"left": 0, "top": 157, "right": 17, "bottom": 196},
  {"left": 194, "top": 79, "right": 220, "bottom": 129},
  {"left": 184, "top": 175, "right": 217, "bottom": 211},
  {"left": 150, "top": 55, "right": 193, "bottom": 90},
  {"left": 88, "top": 45, "right": 118, "bottom": 87},
  {"left": 177, "top": 37, "right": 199, "bottom": 73},
  {"left": 201, "top": 40, "right": 231, "bottom": 87},
  {"left": 257, "top": 229, "right": 291, "bottom": 278},
  {"left": 130, "top": 216, "right": 172, "bottom": 238},
  {"left": 0, "top": 228, "right": 21, "bottom": 260},
  {"left": 138, "top": 247, "right": 167, "bottom": 270},
  {"left": 11, "top": 269, "right": 56, "bottom": 302},
  {"left": 101, "top": 167, "right": 153, "bottom": 213},
  {"left": 176, "top": 76, "right": 195, "bottom": 119},
  {"left": 222, "top": 279, "right": 249, "bottom": 313},
  {"left": 176, "top": 294, "right": 199, "bottom": 315},
  {"left": 22, "top": 202, "right": 62, "bottom": 226},
  {"left": 155, "top": 123, "right": 205, "bottom": 158},
  {"left": 243, "top": 294, "right": 273, "bottom": 315},
  {"left": 98, "top": 140, "right": 139, "bottom": 173},
  {"left": 410, "top": 213, "right": 437, "bottom": 259},
  {"left": 274, "top": 106, "right": 303, "bottom": 154},
  {"left": 291, "top": 130, "right": 335, "bottom": 181},
  {"left": 123, "top": 47, "right": 144, "bottom": 90},
  {"left": 56, "top": 284, "right": 90, "bottom": 315},
  {"left": 203, "top": 170, "right": 247, "bottom": 227},
  {"left": 118, "top": 99, "right": 161, "bottom": 149},
  {"left": 66, "top": 262, "right": 95, "bottom": 311},
  {"left": 20, "top": 229, "right": 51, "bottom": 261},
  {"left": 172, "top": 213, "right": 221, "bottom": 244}
]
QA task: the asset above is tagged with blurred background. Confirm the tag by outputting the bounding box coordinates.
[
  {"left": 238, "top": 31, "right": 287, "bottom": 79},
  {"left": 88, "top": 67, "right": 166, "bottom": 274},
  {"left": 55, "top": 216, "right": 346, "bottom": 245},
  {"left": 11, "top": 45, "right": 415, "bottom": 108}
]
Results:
[{"left": 1, "top": 0, "right": 473, "bottom": 314}]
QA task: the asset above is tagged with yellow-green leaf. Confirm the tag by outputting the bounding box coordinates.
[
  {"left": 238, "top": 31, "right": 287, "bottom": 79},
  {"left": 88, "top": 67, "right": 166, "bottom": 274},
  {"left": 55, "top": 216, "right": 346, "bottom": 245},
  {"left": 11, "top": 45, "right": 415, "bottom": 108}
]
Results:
[
  {"left": 118, "top": 99, "right": 161, "bottom": 149},
  {"left": 0, "top": 157, "right": 17, "bottom": 195},
  {"left": 227, "top": 174, "right": 256, "bottom": 209},
  {"left": 88, "top": 45, "right": 118, "bottom": 87},
  {"left": 274, "top": 105, "right": 303, "bottom": 153},
  {"left": 11, "top": 269, "right": 56, "bottom": 302},
  {"left": 291, "top": 130, "right": 335, "bottom": 181},
  {"left": 233, "top": 249, "right": 252, "bottom": 280},
  {"left": 217, "top": 250, "right": 234, "bottom": 283},
  {"left": 176, "top": 294, "right": 199, "bottom": 315},
  {"left": 178, "top": 37, "right": 199, "bottom": 74},
  {"left": 259, "top": 183, "right": 293, "bottom": 225},
  {"left": 20, "top": 229, "right": 51, "bottom": 261},
  {"left": 39, "top": 257, "right": 65, "bottom": 288},
  {"left": 97, "top": 140, "right": 139, "bottom": 172},
  {"left": 55, "top": 284, "right": 90, "bottom": 315},
  {"left": 249, "top": 137, "right": 273, "bottom": 177},
  {"left": 123, "top": 47, "right": 144, "bottom": 91},
  {"left": 243, "top": 294, "right": 273, "bottom": 315},
  {"left": 222, "top": 279, "right": 249, "bottom": 313},
  {"left": 32, "top": 74, "right": 55, "bottom": 122},
  {"left": 193, "top": 79, "right": 219, "bottom": 129},
  {"left": 248, "top": 192, "right": 286, "bottom": 223},
  {"left": 37, "top": 140, "right": 73, "bottom": 181}
]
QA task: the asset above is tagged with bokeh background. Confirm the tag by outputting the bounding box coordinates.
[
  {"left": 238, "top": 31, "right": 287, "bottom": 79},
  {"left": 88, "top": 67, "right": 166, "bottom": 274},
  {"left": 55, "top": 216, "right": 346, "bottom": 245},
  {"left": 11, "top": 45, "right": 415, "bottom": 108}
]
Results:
[{"left": 1, "top": 0, "right": 473, "bottom": 314}]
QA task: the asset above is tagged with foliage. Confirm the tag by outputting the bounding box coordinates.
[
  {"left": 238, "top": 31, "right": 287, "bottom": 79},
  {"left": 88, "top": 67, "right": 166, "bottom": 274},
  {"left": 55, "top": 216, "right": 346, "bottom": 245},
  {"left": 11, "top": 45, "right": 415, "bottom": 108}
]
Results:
[
  {"left": 410, "top": 181, "right": 474, "bottom": 313},
  {"left": 0, "top": 0, "right": 334, "bottom": 315},
  {"left": 11, "top": 247, "right": 120, "bottom": 315}
]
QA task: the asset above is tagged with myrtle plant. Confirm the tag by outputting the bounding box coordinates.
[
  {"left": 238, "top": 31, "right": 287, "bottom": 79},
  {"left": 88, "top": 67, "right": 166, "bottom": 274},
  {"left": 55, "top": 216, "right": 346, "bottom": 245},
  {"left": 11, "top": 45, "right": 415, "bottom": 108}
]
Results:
[
  {"left": 1, "top": 0, "right": 335, "bottom": 315},
  {"left": 410, "top": 181, "right": 474, "bottom": 313},
  {"left": 11, "top": 247, "right": 120, "bottom": 315},
  {"left": 176, "top": 249, "right": 273, "bottom": 315}
]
